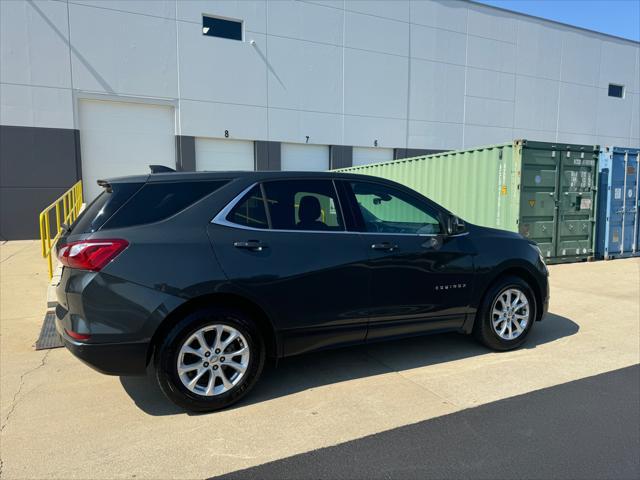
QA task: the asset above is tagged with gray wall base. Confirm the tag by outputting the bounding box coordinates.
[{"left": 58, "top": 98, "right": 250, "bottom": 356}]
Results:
[
  {"left": 255, "top": 141, "right": 281, "bottom": 170},
  {"left": 0, "top": 125, "right": 81, "bottom": 240},
  {"left": 330, "top": 145, "right": 353, "bottom": 169},
  {"left": 394, "top": 148, "right": 446, "bottom": 160},
  {"left": 176, "top": 135, "right": 196, "bottom": 171}
]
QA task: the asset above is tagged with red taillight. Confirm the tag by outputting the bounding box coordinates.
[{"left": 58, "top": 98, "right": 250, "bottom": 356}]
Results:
[
  {"left": 65, "top": 329, "right": 91, "bottom": 341},
  {"left": 57, "top": 239, "right": 129, "bottom": 271}
]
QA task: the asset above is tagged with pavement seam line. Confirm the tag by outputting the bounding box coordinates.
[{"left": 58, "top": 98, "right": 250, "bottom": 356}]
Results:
[
  {"left": 1, "top": 350, "right": 51, "bottom": 433},
  {"left": 364, "top": 350, "right": 464, "bottom": 409},
  {"left": 0, "top": 244, "right": 33, "bottom": 264}
]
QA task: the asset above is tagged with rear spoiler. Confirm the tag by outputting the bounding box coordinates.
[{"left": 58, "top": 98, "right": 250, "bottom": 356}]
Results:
[
  {"left": 96, "top": 166, "right": 175, "bottom": 191},
  {"left": 96, "top": 179, "right": 112, "bottom": 193},
  {"left": 149, "top": 165, "right": 176, "bottom": 173}
]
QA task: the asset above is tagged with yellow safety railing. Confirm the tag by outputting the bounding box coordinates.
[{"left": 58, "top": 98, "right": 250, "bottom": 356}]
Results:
[{"left": 39, "top": 181, "right": 84, "bottom": 279}]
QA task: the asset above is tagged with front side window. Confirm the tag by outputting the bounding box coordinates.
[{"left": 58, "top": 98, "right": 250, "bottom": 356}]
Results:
[
  {"left": 263, "top": 180, "right": 344, "bottom": 231},
  {"left": 350, "top": 181, "right": 442, "bottom": 235}
]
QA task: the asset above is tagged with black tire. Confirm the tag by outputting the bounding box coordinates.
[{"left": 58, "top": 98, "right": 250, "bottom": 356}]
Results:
[
  {"left": 473, "top": 275, "right": 537, "bottom": 351},
  {"left": 155, "top": 306, "right": 265, "bottom": 412}
]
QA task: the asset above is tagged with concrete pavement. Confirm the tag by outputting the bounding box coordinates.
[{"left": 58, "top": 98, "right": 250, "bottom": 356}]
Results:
[{"left": 0, "top": 240, "right": 639, "bottom": 479}]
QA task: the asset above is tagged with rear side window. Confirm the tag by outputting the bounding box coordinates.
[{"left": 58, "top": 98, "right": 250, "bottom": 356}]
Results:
[
  {"left": 104, "top": 181, "right": 227, "bottom": 229},
  {"left": 71, "top": 182, "right": 143, "bottom": 233},
  {"left": 263, "top": 180, "right": 344, "bottom": 231},
  {"left": 227, "top": 185, "right": 269, "bottom": 229},
  {"left": 223, "top": 180, "right": 344, "bottom": 231}
]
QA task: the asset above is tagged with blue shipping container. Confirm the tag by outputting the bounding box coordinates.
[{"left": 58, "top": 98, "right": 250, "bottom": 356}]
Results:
[{"left": 596, "top": 146, "right": 640, "bottom": 259}]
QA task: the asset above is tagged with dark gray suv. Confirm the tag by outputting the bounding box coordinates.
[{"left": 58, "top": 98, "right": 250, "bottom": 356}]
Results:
[{"left": 56, "top": 170, "right": 549, "bottom": 411}]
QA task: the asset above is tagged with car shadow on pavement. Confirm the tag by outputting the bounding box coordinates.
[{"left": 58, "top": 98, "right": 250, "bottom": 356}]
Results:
[{"left": 119, "top": 312, "right": 578, "bottom": 416}]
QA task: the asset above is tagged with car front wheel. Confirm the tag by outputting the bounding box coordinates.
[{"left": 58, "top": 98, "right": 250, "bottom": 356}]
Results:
[
  {"left": 474, "top": 275, "right": 536, "bottom": 351},
  {"left": 155, "top": 307, "right": 265, "bottom": 412}
]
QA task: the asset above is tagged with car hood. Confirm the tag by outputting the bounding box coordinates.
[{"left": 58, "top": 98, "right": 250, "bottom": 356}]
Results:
[{"left": 467, "top": 223, "right": 527, "bottom": 241}]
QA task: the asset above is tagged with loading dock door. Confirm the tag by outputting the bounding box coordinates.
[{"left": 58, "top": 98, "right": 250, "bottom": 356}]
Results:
[
  {"left": 195, "top": 138, "right": 254, "bottom": 171},
  {"left": 78, "top": 99, "right": 175, "bottom": 201},
  {"left": 281, "top": 143, "right": 329, "bottom": 171},
  {"left": 353, "top": 147, "right": 394, "bottom": 166}
]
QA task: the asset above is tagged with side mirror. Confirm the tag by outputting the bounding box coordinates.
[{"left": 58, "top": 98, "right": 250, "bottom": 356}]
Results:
[{"left": 447, "top": 215, "right": 466, "bottom": 235}]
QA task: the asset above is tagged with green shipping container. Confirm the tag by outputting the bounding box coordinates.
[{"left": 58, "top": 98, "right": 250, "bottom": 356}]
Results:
[{"left": 334, "top": 140, "right": 599, "bottom": 264}]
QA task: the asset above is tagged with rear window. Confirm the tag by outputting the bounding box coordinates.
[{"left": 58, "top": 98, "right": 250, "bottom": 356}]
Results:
[
  {"left": 103, "top": 180, "right": 228, "bottom": 229},
  {"left": 71, "top": 182, "right": 143, "bottom": 234}
]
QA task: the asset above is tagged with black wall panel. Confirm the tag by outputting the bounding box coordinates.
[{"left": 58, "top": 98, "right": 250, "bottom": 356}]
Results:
[{"left": 0, "top": 125, "right": 81, "bottom": 239}]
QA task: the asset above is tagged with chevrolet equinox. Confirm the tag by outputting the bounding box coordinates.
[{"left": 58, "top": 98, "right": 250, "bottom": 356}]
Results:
[{"left": 55, "top": 171, "right": 549, "bottom": 411}]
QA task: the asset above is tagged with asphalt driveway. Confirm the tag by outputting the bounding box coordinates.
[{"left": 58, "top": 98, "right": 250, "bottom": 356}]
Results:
[{"left": 217, "top": 364, "right": 640, "bottom": 479}]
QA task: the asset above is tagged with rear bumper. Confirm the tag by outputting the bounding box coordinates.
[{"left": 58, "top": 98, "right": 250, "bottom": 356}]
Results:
[
  {"left": 55, "top": 268, "right": 185, "bottom": 376},
  {"left": 55, "top": 304, "right": 149, "bottom": 376}
]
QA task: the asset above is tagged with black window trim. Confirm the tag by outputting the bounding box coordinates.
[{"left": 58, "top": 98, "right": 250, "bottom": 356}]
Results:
[{"left": 212, "top": 179, "right": 351, "bottom": 234}]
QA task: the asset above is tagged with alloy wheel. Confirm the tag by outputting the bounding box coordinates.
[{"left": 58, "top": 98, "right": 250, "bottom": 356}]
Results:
[
  {"left": 176, "top": 324, "right": 250, "bottom": 396},
  {"left": 491, "top": 288, "right": 530, "bottom": 341}
]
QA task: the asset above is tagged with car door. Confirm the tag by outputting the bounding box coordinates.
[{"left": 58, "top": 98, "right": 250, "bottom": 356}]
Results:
[
  {"left": 342, "top": 179, "right": 476, "bottom": 340},
  {"left": 207, "top": 178, "right": 370, "bottom": 356}
]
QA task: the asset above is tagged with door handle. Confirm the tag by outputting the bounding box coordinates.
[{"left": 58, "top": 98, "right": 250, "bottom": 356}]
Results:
[
  {"left": 371, "top": 242, "right": 399, "bottom": 251},
  {"left": 233, "top": 240, "right": 267, "bottom": 251}
]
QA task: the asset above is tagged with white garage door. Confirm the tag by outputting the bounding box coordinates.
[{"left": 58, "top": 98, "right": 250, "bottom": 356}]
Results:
[
  {"left": 281, "top": 143, "right": 329, "bottom": 171},
  {"left": 78, "top": 99, "right": 175, "bottom": 201},
  {"left": 196, "top": 138, "right": 254, "bottom": 171},
  {"left": 353, "top": 147, "right": 394, "bottom": 166}
]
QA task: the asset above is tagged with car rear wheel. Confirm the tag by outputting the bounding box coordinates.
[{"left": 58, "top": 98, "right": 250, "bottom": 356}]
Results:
[
  {"left": 474, "top": 276, "right": 536, "bottom": 351},
  {"left": 155, "top": 307, "right": 265, "bottom": 412}
]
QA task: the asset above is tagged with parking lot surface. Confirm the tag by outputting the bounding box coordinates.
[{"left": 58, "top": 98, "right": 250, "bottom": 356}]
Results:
[
  {"left": 219, "top": 364, "right": 640, "bottom": 480},
  {"left": 1, "top": 240, "right": 639, "bottom": 479}
]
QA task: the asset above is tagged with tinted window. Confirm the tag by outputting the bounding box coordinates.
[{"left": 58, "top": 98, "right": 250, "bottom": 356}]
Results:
[
  {"left": 350, "top": 181, "right": 442, "bottom": 235},
  {"left": 263, "top": 180, "right": 343, "bottom": 231},
  {"left": 202, "top": 15, "right": 242, "bottom": 41},
  {"left": 104, "top": 181, "right": 227, "bottom": 229},
  {"left": 608, "top": 84, "right": 624, "bottom": 98},
  {"left": 227, "top": 185, "right": 269, "bottom": 229},
  {"left": 71, "top": 182, "right": 143, "bottom": 234}
]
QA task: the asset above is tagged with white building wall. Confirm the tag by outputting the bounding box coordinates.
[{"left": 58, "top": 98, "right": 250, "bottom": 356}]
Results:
[{"left": 1, "top": 0, "right": 639, "bottom": 149}]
